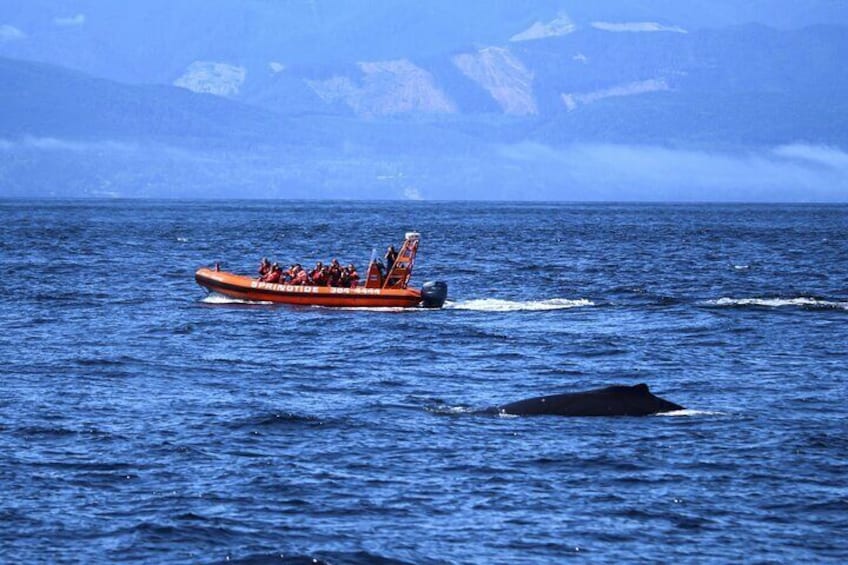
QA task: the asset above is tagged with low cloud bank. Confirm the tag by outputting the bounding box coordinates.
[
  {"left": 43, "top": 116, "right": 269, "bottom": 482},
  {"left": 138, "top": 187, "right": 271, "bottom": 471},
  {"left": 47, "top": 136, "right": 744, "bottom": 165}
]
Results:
[
  {"left": 497, "top": 142, "right": 848, "bottom": 201},
  {"left": 0, "top": 136, "right": 136, "bottom": 152},
  {"left": 1, "top": 136, "right": 846, "bottom": 201},
  {"left": 0, "top": 24, "right": 26, "bottom": 42},
  {"left": 53, "top": 14, "right": 86, "bottom": 27}
]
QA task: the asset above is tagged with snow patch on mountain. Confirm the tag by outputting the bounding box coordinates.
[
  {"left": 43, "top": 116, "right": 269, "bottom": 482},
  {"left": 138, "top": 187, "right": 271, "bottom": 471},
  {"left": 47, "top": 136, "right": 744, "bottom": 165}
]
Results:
[
  {"left": 562, "top": 78, "right": 669, "bottom": 110},
  {"left": 174, "top": 62, "right": 246, "bottom": 97},
  {"left": 306, "top": 59, "right": 455, "bottom": 117},
  {"left": 592, "top": 22, "right": 687, "bottom": 33},
  {"left": 510, "top": 13, "right": 576, "bottom": 42},
  {"left": 453, "top": 47, "right": 537, "bottom": 116}
]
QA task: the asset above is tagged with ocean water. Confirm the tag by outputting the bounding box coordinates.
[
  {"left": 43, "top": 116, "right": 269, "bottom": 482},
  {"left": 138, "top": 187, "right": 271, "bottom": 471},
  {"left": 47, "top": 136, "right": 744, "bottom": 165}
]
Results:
[{"left": 1, "top": 200, "right": 847, "bottom": 564}]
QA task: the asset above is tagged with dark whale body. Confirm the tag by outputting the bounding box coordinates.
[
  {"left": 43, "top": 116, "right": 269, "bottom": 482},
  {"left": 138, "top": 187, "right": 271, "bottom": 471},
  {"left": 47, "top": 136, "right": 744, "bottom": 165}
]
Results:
[{"left": 495, "top": 384, "right": 683, "bottom": 417}]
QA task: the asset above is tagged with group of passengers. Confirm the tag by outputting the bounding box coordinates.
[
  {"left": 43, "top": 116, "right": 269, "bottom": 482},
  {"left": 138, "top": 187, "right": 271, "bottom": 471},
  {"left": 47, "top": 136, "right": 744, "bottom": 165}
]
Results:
[
  {"left": 257, "top": 245, "right": 399, "bottom": 289},
  {"left": 258, "top": 258, "right": 361, "bottom": 288}
]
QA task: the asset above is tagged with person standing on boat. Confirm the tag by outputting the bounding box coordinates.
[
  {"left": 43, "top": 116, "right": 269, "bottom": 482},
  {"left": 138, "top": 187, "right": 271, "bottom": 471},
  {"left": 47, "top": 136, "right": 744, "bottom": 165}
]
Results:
[{"left": 384, "top": 245, "right": 398, "bottom": 273}]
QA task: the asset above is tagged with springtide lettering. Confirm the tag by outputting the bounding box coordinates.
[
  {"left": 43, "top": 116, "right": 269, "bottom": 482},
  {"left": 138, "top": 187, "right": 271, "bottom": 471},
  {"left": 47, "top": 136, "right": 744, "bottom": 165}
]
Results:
[{"left": 250, "top": 281, "right": 381, "bottom": 295}]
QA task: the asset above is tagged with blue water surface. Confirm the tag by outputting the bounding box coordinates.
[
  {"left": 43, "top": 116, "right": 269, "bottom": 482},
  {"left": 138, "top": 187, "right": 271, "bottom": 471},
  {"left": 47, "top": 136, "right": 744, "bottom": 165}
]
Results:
[{"left": 1, "top": 200, "right": 847, "bottom": 563}]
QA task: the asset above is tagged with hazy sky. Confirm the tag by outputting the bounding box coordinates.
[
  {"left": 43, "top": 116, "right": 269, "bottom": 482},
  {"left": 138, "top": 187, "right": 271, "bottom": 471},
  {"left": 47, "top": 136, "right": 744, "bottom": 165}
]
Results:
[{"left": 1, "top": 1, "right": 847, "bottom": 200}]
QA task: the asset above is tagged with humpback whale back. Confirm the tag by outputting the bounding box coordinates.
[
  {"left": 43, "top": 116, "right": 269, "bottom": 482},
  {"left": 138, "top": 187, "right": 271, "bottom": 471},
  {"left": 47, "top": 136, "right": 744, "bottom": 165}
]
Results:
[{"left": 497, "top": 383, "right": 683, "bottom": 417}]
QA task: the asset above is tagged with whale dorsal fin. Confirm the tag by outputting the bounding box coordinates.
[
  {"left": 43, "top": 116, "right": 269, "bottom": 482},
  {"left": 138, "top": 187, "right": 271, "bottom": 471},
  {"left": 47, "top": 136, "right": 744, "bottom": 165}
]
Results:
[{"left": 632, "top": 383, "right": 650, "bottom": 395}]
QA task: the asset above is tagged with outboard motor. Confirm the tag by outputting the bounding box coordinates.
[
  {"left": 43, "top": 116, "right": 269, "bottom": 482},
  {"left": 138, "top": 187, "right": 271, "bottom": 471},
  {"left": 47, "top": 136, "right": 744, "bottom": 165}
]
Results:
[{"left": 421, "top": 281, "right": 448, "bottom": 308}]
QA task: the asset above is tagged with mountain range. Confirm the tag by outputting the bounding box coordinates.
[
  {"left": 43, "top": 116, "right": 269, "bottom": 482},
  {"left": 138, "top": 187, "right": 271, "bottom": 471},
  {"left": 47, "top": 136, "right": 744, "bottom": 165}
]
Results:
[{"left": 1, "top": 1, "right": 847, "bottom": 200}]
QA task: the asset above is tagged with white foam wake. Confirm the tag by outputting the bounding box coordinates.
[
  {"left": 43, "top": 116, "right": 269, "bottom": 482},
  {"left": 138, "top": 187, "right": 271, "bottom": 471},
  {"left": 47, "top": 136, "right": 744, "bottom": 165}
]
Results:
[
  {"left": 201, "top": 293, "right": 273, "bottom": 305},
  {"left": 656, "top": 409, "right": 723, "bottom": 417},
  {"left": 446, "top": 298, "right": 594, "bottom": 312},
  {"left": 704, "top": 297, "right": 848, "bottom": 310},
  {"left": 311, "top": 305, "right": 416, "bottom": 312}
]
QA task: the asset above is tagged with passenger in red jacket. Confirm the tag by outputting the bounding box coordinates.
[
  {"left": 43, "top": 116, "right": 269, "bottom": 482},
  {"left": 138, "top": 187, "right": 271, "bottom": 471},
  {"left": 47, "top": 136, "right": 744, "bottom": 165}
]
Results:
[
  {"left": 312, "top": 267, "right": 328, "bottom": 286},
  {"left": 261, "top": 263, "right": 280, "bottom": 283},
  {"left": 293, "top": 264, "right": 308, "bottom": 286},
  {"left": 347, "top": 264, "right": 360, "bottom": 288},
  {"left": 310, "top": 261, "right": 324, "bottom": 282}
]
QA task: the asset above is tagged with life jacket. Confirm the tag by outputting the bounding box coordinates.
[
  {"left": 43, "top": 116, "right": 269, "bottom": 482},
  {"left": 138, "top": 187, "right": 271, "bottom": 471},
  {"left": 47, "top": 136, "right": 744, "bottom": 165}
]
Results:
[
  {"left": 349, "top": 270, "right": 360, "bottom": 288},
  {"left": 264, "top": 270, "right": 281, "bottom": 283}
]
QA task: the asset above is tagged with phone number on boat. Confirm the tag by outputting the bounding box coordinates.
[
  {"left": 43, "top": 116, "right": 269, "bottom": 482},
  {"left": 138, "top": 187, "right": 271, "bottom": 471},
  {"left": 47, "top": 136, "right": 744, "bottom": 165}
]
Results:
[{"left": 250, "top": 281, "right": 383, "bottom": 295}]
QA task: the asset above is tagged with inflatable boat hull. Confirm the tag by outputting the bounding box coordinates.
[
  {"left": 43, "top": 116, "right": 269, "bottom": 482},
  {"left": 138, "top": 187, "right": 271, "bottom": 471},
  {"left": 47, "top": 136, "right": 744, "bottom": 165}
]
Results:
[{"left": 196, "top": 268, "right": 425, "bottom": 308}]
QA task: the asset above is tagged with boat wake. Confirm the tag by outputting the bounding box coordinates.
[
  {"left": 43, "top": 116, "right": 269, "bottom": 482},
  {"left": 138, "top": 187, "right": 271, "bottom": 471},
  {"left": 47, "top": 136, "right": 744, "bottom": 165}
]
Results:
[
  {"left": 702, "top": 297, "right": 848, "bottom": 310},
  {"left": 312, "top": 305, "right": 419, "bottom": 312},
  {"left": 446, "top": 298, "right": 594, "bottom": 312},
  {"left": 200, "top": 293, "right": 273, "bottom": 305}
]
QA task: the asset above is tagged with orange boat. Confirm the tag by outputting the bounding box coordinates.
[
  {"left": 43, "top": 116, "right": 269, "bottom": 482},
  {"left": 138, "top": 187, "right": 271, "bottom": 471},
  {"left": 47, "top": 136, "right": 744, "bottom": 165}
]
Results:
[{"left": 195, "top": 232, "right": 448, "bottom": 308}]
